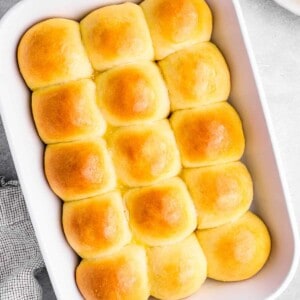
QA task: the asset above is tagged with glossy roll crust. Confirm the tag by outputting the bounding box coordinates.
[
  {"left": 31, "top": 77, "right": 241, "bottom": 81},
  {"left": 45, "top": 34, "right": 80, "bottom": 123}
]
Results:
[
  {"left": 76, "top": 245, "right": 150, "bottom": 300},
  {"left": 32, "top": 79, "right": 106, "bottom": 144},
  {"left": 141, "top": 0, "right": 212, "bottom": 60},
  {"left": 62, "top": 191, "right": 131, "bottom": 259},
  {"left": 183, "top": 162, "right": 253, "bottom": 229},
  {"left": 196, "top": 211, "right": 271, "bottom": 281},
  {"left": 80, "top": 3, "right": 154, "bottom": 71},
  {"left": 170, "top": 102, "right": 245, "bottom": 167},
  {"left": 110, "top": 120, "right": 181, "bottom": 187},
  {"left": 44, "top": 139, "right": 116, "bottom": 201},
  {"left": 124, "top": 177, "right": 197, "bottom": 246},
  {"left": 96, "top": 62, "right": 170, "bottom": 126},
  {"left": 159, "top": 42, "right": 230, "bottom": 111},
  {"left": 18, "top": 18, "right": 93, "bottom": 90},
  {"left": 147, "top": 234, "right": 207, "bottom": 300}
]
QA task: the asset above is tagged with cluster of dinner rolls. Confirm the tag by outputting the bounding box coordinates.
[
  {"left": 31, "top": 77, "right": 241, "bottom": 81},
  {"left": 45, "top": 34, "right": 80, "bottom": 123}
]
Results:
[{"left": 18, "top": 0, "right": 271, "bottom": 299}]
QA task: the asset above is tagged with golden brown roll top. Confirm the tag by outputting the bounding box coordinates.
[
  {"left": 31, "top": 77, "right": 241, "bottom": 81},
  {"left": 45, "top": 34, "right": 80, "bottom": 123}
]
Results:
[
  {"left": 44, "top": 139, "right": 116, "bottom": 201},
  {"left": 124, "top": 177, "right": 196, "bottom": 246},
  {"left": 32, "top": 79, "right": 106, "bottom": 144},
  {"left": 62, "top": 191, "right": 131, "bottom": 259},
  {"left": 183, "top": 162, "right": 253, "bottom": 229},
  {"left": 76, "top": 244, "right": 150, "bottom": 300},
  {"left": 141, "top": 0, "right": 212, "bottom": 60},
  {"left": 159, "top": 42, "right": 230, "bottom": 111},
  {"left": 80, "top": 3, "right": 154, "bottom": 71},
  {"left": 170, "top": 102, "right": 245, "bottom": 168},
  {"left": 95, "top": 61, "right": 170, "bottom": 126},
  {"left": 147, "top": 234, "right": 207, "bottom": 300},
  {"left": 110, "top": 120, "right": 181, "bottom": 187},
  {"left": 196, "top": 211, "right": 271, "bottom": 282},
  {"left": 17, "top": 18, "right": 93, "bottom": 90}
]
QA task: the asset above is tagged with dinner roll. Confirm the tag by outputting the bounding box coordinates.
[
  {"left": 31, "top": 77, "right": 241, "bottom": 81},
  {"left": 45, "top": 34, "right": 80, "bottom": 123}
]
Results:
[
  {"left": 32, "top": 79, "right": 106, "bottom": 144},
  {"left": 170, "top": 102, "right": 245, "bottom": 168},
  {"left": 196, "top": 211, "right": 271, "bottom": 281},
  {"left": 63, "top": 191, "right": 131, "bottom": 259},
  {"left": 110, "top": 120, "right": 181, "bottom": 187},
  {"left": 95, "top": 62, "right": 170, "bottom": 126},
  {"left": 141, "top": 0, "right": 212, "bottom": 60},
  {"left": 18, "top": 18, "right": 93, "bottom": 90},
  {"left": 80, "top": 3, "right": 154, "bottom": 71},
  {"left": 76, "top": 244, "right": 150, "bottom": 300},
  {"left": 124, "top": 177, "right": 196, "bottom": 246},
  {"left": 45, "top": 139, "right": 116, "bottom": 201},
  {"left": 183, "top": 162, "right": 253, "bottom": 229},
  {"left": 147, "top": 234, "right": 207, "bottom": 300},
  {"left": 159, "top": 42, "right": 230, "bottom": 110}
]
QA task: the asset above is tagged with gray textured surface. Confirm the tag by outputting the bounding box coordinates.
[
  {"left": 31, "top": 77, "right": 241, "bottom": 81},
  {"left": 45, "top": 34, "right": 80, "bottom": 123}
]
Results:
[
  {"left": 0, "top": 0, "right": 299, "bottom": 299},
  {"left": 0, "top": 117, "right": 17, "bottom": 180}
]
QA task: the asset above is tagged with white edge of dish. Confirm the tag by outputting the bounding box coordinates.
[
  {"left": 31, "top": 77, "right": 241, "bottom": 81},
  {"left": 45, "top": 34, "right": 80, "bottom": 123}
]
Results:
[{"left": 233, "top": 0, "right": 300, "bottom": 298}]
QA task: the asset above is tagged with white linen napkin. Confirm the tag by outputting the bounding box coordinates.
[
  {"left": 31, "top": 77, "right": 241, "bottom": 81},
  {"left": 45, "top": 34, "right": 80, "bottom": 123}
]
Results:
[{"left": 0, "top": 177, "right": 45, "bottom": 299}]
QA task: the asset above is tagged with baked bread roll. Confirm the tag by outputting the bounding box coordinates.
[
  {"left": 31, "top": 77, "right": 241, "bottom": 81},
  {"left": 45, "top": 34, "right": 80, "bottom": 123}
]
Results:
[
  {"left": 18, "top": 18, "right": 93, "bottom": 90},
  {"left": 80, "top": 3, "right": 154, "bottom": 71},
  {"left": 196, "top": 211, "right": 271, "bottom": 281},
  {"left": 110, "top": 120, "right": 181, "bottom": 187},
  {"left": 32, "top": 79, "right": 106, "bottom": 144},
  {"left": 124, "top": 177, "right": 196, "bottom": 246},
  {"left": 159, "top": 42, "right": 230, "bottom": 111},
  {"left": 141, "top": 0, "right": 212, "bottom": 60},
  {"left": 45, "top": 139, "right": 116, "bottom": 201},
  {"left": 170, "top": 102, "right": 245, "bottom": 168},
  {"left": 76, "top": 244, "right": 149, "bottom": 300},
  {"left": 183, "top": 162, "right": 253, "bottom": 229},
  {"left": 95, "top": 62, "right": 170, "bottom": 126},
  {"left": 63, "top": 191, "right": 131, "bottom": 259},
  {"left": 147, "top": 234, "right": 207, "bottom": 300}
]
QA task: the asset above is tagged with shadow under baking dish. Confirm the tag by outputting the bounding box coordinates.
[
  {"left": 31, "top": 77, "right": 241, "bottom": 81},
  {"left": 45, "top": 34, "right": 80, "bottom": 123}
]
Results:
[{"left": 0, "top": 0, "right": 298, "bottom": 299}]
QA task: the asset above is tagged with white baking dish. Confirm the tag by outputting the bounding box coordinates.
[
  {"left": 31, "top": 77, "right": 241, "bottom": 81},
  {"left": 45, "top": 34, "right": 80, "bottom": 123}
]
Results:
[{"left": 0, "top": 0, "right": 298, "bottom": 299}]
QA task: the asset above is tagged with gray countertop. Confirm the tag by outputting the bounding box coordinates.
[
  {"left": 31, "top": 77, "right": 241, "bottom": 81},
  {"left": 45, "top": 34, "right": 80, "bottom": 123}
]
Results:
[{"left": 0, "top": 0, "right": 299, "bottom": 299}]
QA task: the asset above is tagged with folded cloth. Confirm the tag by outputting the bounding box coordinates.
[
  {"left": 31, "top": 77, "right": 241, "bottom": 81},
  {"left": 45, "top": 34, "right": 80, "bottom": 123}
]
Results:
[{"left": 0, "top": 177, "right": 45, "bottom": 300}]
